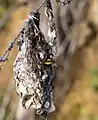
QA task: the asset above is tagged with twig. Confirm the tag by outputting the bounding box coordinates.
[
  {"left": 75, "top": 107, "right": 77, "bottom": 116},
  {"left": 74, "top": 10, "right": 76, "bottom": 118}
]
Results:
[
  {"left": 36, "top": 0, "right": 46, "bottom": 11},
  {"left": 0, "top": 30, "right": 22, "bottom": 63}
]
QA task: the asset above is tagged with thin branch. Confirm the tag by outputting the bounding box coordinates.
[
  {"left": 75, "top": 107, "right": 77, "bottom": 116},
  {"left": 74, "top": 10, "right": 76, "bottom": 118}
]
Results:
[
  {"left": 0, "top": 30, "right": 23, "bottom": 63},
  {"left": 36, "top": 0, "right": 46, "bottom": 11}
]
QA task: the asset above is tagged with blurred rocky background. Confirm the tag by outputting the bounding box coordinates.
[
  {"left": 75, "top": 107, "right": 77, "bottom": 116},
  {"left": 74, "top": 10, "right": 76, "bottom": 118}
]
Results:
[{"left": 0, "top": 0, "right": 98, "bottom": 120}]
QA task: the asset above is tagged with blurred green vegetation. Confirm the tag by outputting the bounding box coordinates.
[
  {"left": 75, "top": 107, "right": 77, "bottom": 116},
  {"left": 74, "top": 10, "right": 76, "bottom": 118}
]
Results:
[
  {"left": 0, "top": 0, "right": 16, "bottom": 18},
  {"left": 0, "top": 85, "right": 7, "bottom": 106},
  {"left": 0, "top": 0, "right": 16, "bottom": 8},
  {"left": 90, "top": 67, "right": 98, "bottom": 92},
  {"left": 0, "top": 6, "right": 6, "bottom": 18}
]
